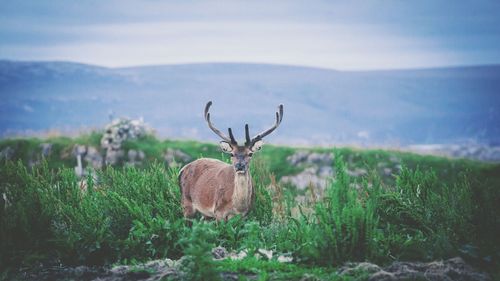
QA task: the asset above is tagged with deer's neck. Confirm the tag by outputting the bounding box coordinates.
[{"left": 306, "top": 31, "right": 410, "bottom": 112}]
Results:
[{"left": 232, "top": 172, "right": 253, "bottom": 213}]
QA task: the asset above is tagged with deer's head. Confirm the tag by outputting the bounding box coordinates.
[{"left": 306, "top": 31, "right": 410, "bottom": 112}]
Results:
[{"left": 204, "top": 101, "right": 284, "bottom": 174}]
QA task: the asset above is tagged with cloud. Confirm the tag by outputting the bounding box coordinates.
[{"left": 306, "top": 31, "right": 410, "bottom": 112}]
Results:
[
  {"left": 1, "top": 1, "right": 499, "bottom": 69},
  {"left": 22, "top": 104, "right": 34, "bottom": 112},
  {"left": 0, "top": 21, "right": 458, "bottom": 70}
]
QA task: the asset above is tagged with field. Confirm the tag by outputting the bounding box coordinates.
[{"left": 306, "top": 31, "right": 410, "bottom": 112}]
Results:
[{"left": 1, "top": 133, "right": 499, "bottom": 280}]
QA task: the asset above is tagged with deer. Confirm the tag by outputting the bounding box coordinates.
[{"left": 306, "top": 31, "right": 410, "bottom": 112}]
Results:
[{"left": 178, "top": 101, "right": 283, "bottom": 221}]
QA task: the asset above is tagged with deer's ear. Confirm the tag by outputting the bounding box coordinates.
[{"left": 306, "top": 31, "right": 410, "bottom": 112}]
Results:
[
  {"left": 219, "top": 141, "right": 233, "bottom": 153},
  {"left": 250, "top": 140, "right": 264, "bottom": 152}
]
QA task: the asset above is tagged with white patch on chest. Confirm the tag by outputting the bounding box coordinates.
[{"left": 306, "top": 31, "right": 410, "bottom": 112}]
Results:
[{"left": 232, "top": 173, "right": 252, "bottom": 213}]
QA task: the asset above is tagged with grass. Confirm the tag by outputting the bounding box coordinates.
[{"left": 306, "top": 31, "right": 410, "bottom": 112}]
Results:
[{"left": 0, "top": 135, "right": 499, "bottom": 279}]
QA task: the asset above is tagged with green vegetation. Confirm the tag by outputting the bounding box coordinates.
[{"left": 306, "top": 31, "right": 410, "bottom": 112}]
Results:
[{"left": 0, "top": 135, "right": 499, "bottom": 280}]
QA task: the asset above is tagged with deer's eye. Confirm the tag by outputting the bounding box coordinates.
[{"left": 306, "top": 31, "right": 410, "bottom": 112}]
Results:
[
  {"left": 248, "top": 153, "right": 253, "bottom": 157},
  {"left": 230, "top": 153, "right": 235, "bottom": 157}
]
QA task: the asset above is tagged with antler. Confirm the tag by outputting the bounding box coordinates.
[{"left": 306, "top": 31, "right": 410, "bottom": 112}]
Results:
[
  {"left": 204, "top": 101, "right": 237, "bottom": 144},
  {"left": 245, "top": 104, "right": 284, "bottom": 146}
]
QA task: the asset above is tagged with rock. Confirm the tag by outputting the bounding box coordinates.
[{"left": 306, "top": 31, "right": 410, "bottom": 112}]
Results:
[
  {"left": 287, "top": 151, "right": 309, "bottom": 165},
  {"left": 40, "top": 143, "right": 52, "bottom": 157},
  {"left": 16, "top": 258, "right": 180, "bottom": 281},
  {"left": 125, "top": 149, "right": 145, "bottom": 167},
  {"left": 339, "top": 257, "right": 491, "bottom": 281},
  {"left": 100, "top": 117, "right": 152, "bottom": 166},
  {"left": 407, "top": 144, "right": 500, "bottom": 163},
  {"left": 280, "top": 167, "right": 330, "bottom": 190},
  {"left": 2, "top": 192, "right": 11, "bottom": 210},
  {"left": 287, "top": 151, "right": 333, "bottom": 166},
  {"left": 128, "top": 149, "right": 138, "bottom": 160},
  {"left": 101, "top": 117, "right": 152, "bottom": 150},
  {"left": 338, "top": 262, "right": 382, "bottom": 275},
  {"left": 282, "top": 151, "right": 335, "bottom": 190},
  {"left": 389, "top": 155, "right": 400, "bottom": 163},
  {"left": 164, "top": 148, "right": 192, "bottom": 167},
  {"left": 73, "top": 145, "right": 87, "bottom": 156},
  {"left": 277, "top": 255, "right": 293, "bottom": 263},
  {"left": 105, "top": 149, "right": 124, "bottom": 166},
  {"left": 73, "top": 145, "right": 103, "bottom": 175},
  {"left": 383, "top": 168, "right": 393, "bottom": 176},
  {"left": 300, "top": 273, "right": 321, "bottom": 281},
  {"left": 385, "top": 257, "right": 490, "bottom": 281},
  {"left": 109, "top": 265, "right": 129, "bottom": 275},
  {"left": 369, "top": 271, "right": 397, "bottom": 281},
  {"left": 83, "top": 146, "right": 103, "bottom": 169},
  {"left": 103, "top": 258, "right": 179, "bottom": 281},
  {"left": 13, "top": 255, "right": 489, "bottom": 281},
  {"left": 229, "top": 250, "right": 248, "bottom": 260},
  {"left": 0, "top": 146, "right": 15, "bottom": 160},
  {"left": 212, "top": 246, "right": 228, "bottom": 260},
  {"left": 347, "top": 167, "right": 367, "bottom": 177},
  {"left": 257, "top": 248, "right": 273, "bottom": 260},
  {"left": 219, "top": 272, "right": 241, "bottom": 281},
  {"left": 212, "top": 246, "right": 291, "bottom": 264},
  {"left": 84, "top": 147, "right": 103, "bottom": 169}
]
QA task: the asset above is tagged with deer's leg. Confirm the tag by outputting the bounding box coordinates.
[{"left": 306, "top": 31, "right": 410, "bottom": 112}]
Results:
[
  {"left": 214, "top": 211, "right": 226, "bottom": 221},
  {"left": 182, "top": 196, "right": 196, "bottom": 218}
]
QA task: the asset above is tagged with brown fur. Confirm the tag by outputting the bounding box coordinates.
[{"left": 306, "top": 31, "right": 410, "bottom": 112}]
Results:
[{"left": 179, "top": 158, "right": 253, "bottom": 221}]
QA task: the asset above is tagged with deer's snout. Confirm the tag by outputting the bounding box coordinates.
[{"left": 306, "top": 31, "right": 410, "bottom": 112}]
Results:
[{"left": 234, "top": 162, "right": 246, "bottom": 172}]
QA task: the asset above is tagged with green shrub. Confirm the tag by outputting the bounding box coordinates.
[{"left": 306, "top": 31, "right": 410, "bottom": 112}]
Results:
[
  {"left": 377, "top": 166, "right": 474, "bottom": 260},
  {"left": 0, "top": 160, "right": 186, "bottom": 267},
  {"left": 179, "top": 221, "right": 220, "bottom": 281},
  {"left": 1, "top": 138, "right": 498, "bottom": 276},
  {"left": 286, "top": 155, "right": 380, "bottom": 265},
  {"left": 0, "top": 161, "right": 54, "bottom": 267},
  {"left": 247, "top": 158, "right": 273, "bottom": 224}
]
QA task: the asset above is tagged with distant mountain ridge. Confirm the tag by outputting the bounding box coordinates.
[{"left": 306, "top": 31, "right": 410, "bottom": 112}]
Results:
[{"left": 1, "top": 60, "right": 500, "bottom": 146}]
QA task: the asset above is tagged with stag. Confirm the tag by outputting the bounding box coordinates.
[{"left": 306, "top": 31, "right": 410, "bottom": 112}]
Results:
[{"left": 178, "top": 101, "right": 283, "bottom": 221}]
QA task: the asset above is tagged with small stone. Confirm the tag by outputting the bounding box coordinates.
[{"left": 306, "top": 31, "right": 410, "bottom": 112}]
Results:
[
  {"left": 257, "top": 248, "right": 273, "bottom": 260},
  {"left": 84, "top": 146, "right": 103, "bottom": 169},
  {"left": 128, "top": 149, "right": 138, "bottom": 160},
  {"left": 73, "top": 145, "right": 87, "bottom": 156},
  {"left": 280, "top": 167, "right": 330, "bottom": 190},
  {"left": 105, "top": 149, "right": 124, "bottom": 165},
  {"left": 347, "top": 167, "right": 367, "bottom": 177},
  {"left": 368, "top": 271, "right": 396, "bottom": 281},
  {"left": 212, "top": 246, "right": 228, "bottom": 260},
  {"left": 40, "top": 143, "right": 52, "bottom": 157},
  {"left": 164, "top": 148, "right": 192, "bottom": 167},
  {"left": 229, "top": 250, "right": 248, "bottom": 260},
  {"left": 0, "top": 146, "right": 14, "bottom": 160},
  {"left": 109, "top": 265, "right": 129, "bottom": 275},
  {"left": 383, "top": 168, "right": 392, "bottom": 176},
  {"left": 277, "top": 255, "right": 293, "bottom": 263}
]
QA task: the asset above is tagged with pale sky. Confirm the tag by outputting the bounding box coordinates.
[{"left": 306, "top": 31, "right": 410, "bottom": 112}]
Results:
[{"left": 1, "top": 0, "right": 499, "bottom": 70}]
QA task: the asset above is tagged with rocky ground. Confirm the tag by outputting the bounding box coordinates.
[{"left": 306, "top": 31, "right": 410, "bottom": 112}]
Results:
[
  {"left": 280, "top": 150, "right": 401, "bottom": 191},
  {"left": 14, "top": 250, "right": 491, "bottom": 281},
  {"left": 339, "top": 257, "right": 491, "bottom": 281},
  {"left": 407, "top": 144, "right": 500, "bottom": 163}
]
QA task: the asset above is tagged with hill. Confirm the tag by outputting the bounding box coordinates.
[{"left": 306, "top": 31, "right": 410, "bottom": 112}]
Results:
[{"left": 1, "top": 60, "right": 500, "bottom": 147}]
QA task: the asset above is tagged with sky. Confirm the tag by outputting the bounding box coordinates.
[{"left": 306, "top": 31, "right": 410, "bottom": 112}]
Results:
[{"left": 1, "top": 0, "right": 500, "bottom": 70}]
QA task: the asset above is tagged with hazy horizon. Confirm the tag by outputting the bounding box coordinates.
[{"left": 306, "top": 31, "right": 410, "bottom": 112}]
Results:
[{"left": 3, "top": 58, "right": 500, "bottom": 73}]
